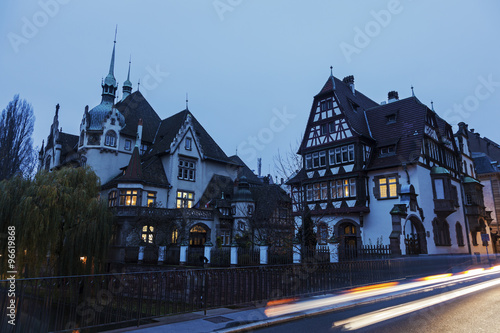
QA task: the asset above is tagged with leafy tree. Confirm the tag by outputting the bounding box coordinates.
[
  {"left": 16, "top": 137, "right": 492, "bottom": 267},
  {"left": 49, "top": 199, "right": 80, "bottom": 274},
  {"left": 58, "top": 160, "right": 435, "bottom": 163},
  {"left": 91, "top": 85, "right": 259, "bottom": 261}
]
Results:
[
  {"left": 0, "top": 167, "right": 113, "bottom": 277},
  {"left": 0, "top": 94, "right": 36, "bottom": 180}
]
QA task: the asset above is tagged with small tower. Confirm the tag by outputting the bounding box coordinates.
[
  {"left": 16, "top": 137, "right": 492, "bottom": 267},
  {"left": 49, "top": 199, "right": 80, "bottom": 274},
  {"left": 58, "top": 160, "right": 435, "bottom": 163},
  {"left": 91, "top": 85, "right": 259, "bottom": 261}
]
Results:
[
  {"left": 101, "top": 33, "right": 118, "bottom": 104},
  {"left": 232, "top": 176, "right": 255, "bottom": 236},
  {"left": 122, "top": 57, "right": 133, "bottom": 101}
]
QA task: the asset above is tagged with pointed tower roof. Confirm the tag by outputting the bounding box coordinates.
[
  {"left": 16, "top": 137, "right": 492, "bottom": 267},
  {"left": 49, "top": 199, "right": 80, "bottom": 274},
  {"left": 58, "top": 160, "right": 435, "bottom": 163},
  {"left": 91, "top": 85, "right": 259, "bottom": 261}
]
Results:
[
  {"left": 122, "top": 146, "right": 143, "bottom": 180},
  {"left": 123, "top": 55, "right": 132, "bottom": 88},
  {"left": 317, "top": 66, "right": 336, "bottom": 95},
  {"left": 104, "top": 28, "right": 117, "bottom": 87}
]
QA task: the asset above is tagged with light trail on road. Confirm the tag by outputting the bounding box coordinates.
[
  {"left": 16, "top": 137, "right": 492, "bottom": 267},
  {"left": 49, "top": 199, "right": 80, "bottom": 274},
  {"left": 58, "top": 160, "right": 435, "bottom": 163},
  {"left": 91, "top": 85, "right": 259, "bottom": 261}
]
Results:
[
  {"left": 332, "top": 277, "right": 500, "bottom": 330},
  {"left": 264, "top": 265, "right": 500, "bottom": 318}
]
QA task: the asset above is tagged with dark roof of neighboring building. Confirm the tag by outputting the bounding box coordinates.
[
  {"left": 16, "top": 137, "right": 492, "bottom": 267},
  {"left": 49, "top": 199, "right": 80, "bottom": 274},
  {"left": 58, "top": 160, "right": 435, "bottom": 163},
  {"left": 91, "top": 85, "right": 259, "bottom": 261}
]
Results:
[
  {"left": 365, "top": 97, "right": 427, "bottom": 169},
  {"left": 229, "top": 155, "right": 262, "bottom": 185},
  {"left": 468, "top": 131, "right": 500, "bottom": 163},
  {"left": 114, "top": 91, "right": 161, "bottom": 143},
  {"left": 250, "top": 184, "right": 291, "bottom": 222},
  {"left": 148, "top": 109, "right": 235, "bottom": 164},
  {"left": 197, "top": 174, "right": 234, "bottom": 208},
  {"left": 285, "top": 168, "right": 306, "bottom": 185},
  {"left": 473, "top": 154, "right": 500, "bottom": 174}
]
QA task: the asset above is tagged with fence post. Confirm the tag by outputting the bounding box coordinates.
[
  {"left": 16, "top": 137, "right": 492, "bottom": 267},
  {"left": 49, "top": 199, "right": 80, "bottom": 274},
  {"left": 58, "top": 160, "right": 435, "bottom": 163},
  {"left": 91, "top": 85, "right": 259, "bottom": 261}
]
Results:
[
  {"left": 204, "top": 241, "right": 213, "bottom": 267},
  {"left": 230, "top": 240, "right": 238, "bottom": 266},
  {"left": 260, "top": 243, "right": 268, "bottom": 265},
  {"left": 328, "top": 236, "right": 339, "bottom": 263},
  {"left": 138, "top": 245, "right": 145, "bottom": 264},
  {"left": 158, "top": 245, "right": 166, "bottom": 265},
  {"left": 179, "top": 240, "right": 189, "bottom": 265}
]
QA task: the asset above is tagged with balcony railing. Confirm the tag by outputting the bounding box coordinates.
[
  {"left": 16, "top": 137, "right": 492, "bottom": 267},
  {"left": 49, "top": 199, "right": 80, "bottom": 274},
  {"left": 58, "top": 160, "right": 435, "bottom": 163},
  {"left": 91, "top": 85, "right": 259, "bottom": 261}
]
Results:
[
  {"left": 114, "top": 206, "right": 213, "bottom": 220},
  {"left": 433, "top": 199, "right": 456, "bottom": 216}
]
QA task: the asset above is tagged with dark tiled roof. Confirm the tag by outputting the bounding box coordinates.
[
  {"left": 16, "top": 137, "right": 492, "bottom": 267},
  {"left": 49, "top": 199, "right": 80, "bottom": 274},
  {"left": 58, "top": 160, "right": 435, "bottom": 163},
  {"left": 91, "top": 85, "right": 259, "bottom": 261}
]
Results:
[
  {"left": 229, "top": 155, "right": 262, "bottom": 185},
  {"left": 102, "top": 153, "right": 169, "bottom": 189},
  {"left": 285, "top": 168, "right": 306, "bottom": 185},
  {"left": 365, "top": 97, "right": 427, "bottom": 169},
  {"left": 473, "top": 155, "right": 498, "bottom": 174},
  {"left": 197, "top": 174, "right": 234, "bottom": 208},
  {"left": 250, "top": 184, "right": 291, "bottom": 221},
  {"left": 316, "top": 75, "right": 379, "bottom": 138},
  {"left": 468, "top": 131, "right": 500, "bottom": 163},
  {"left": 114, "top": 91, "right": 161, "bottom": 143},
  {"left": 148, "top": 109, "right": 234, "bottom": 164},
  {"left": 58, "top": 132, "right": 79, "bottom": 160}
]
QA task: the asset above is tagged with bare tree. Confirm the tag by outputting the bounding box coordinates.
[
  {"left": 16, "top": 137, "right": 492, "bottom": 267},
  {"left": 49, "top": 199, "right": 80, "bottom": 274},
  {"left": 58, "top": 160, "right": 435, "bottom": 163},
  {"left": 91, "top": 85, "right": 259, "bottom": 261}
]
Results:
[{"left": 0, "top": 95, "right": 36, "bottom": 180}]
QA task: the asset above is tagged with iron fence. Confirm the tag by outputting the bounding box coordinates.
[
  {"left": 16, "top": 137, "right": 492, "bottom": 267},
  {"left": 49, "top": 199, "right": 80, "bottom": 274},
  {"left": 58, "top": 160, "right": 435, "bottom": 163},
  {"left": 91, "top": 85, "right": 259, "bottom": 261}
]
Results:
[
  {"left": 186, "top": 247, "right": 205, "bottom": 266},
  {"left": 268, "top": 247, "right": 293, "bottom": 265},
  {"left": 210, "top": 247, "right": 231, "bottom": 267},
  {"left": 1, "top": 255, "right": 495, "bottom": 332},
  {"left": 237, "top": 247, "right": 260, "bottom": 266}
]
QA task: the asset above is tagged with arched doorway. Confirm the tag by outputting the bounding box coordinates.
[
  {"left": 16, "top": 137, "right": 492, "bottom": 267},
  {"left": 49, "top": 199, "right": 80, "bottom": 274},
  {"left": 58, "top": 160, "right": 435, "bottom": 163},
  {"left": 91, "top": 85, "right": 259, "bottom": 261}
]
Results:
[
  {"left": 338, "top": 221, "right": 360, "bottom": 260},
  {"left": 404, "top": 216, "right": 427, "bottom": 255},
  {"left": 189, "top": 224, "right": 208, "bottom": 247}
]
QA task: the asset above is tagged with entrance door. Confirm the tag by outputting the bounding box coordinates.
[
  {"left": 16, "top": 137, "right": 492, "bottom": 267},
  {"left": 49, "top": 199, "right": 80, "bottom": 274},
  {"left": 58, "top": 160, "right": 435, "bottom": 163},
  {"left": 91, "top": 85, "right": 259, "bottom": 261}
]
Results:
[
  {"left": 340, "top": 223, "right": 358, "bottom": 260},
  {"left": 405, "top": 219, "right": 427, "bottom": 255},
  {"left": 189, "top": 225, "right": 207, "bottom": 247}
]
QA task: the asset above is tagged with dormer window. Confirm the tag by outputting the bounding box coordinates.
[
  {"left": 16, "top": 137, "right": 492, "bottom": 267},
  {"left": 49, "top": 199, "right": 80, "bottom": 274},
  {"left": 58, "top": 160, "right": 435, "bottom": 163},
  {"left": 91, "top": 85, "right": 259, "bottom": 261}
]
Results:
[
  {"left": 185, "top": 137, "right": 192, "bottom": 150},
  {"left": 104, "top": 130, "right": 117, "bottom": 147},
  {"left": 379, "top": 145, "right": 396, "bottom": 156},
  {"left": 386, "top": 114, "right": 397, "bottom": 124}
]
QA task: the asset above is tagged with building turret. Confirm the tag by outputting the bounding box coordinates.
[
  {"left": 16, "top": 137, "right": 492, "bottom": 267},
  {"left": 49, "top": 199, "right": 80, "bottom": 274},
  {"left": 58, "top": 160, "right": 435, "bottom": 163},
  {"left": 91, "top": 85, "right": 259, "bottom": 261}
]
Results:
[{"left": 122, "top": 57, "right": 133, "bottom": 101}]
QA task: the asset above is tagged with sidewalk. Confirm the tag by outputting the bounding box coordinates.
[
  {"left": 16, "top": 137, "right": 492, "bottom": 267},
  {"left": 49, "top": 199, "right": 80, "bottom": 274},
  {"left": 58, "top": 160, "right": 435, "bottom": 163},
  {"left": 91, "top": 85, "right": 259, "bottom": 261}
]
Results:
[{"left": 106, "top": 282, "right": 422, "bottom": 333}]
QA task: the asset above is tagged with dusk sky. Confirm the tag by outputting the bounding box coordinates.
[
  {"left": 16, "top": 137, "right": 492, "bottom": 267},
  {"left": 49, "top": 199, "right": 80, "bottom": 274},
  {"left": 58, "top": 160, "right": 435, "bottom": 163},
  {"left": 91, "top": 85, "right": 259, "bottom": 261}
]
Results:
[{"left": 1, "top": 0, "right": 499, "bottom": 178}]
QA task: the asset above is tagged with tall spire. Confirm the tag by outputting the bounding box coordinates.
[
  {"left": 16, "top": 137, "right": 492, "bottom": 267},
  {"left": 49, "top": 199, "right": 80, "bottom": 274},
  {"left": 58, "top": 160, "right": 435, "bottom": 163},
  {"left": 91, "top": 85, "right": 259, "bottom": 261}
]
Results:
[
  {"left": 122, "top": 55, "right": 133, "bottom": 101},
  {"left": 101, "top": 26, "right": 118, "bottom": 103}
]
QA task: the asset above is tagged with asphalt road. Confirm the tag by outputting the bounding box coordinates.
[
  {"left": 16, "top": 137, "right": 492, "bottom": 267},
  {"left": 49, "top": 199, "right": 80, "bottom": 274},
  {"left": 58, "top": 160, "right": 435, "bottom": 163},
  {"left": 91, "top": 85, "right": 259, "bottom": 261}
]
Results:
[{"left": 253, "top": 273, "right": 500, "bottom": 333}]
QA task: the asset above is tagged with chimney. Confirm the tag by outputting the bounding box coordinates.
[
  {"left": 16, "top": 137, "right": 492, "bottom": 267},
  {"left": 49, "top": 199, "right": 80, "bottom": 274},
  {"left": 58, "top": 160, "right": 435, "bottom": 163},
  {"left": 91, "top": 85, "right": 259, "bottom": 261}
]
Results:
[
  {"left": 388, "top": 91, "right": 399, "bottom": 103},
  {"left": 343, "top": 75, "right": 355, "bottom": 95},
  {"left": 257, "top": 157, "right": 262, "bottom": 177},
  {"left": 136, "top": 118, "right": 143, "bottom": 147}
]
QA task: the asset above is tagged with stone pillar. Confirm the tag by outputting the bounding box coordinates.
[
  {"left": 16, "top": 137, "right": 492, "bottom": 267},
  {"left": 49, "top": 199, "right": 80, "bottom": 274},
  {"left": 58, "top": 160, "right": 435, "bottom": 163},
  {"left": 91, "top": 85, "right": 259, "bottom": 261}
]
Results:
[
  {"left": 328, "top": 236, "right": 339, "bottom": 263},
  {"left": 138, "top": 245, "right": 145, "bottom": 263},
  {"left": 179, "top": 240, "right": 189, "bottom": 265},
  {"left": 204, "top": 241, "right": 213, "bottom": 267},
  {"left": 260, "top": 244, "right": 268, "bottom": 265},
  {"left": 390, "top": 204, "right": 407, "bottom": 257},
  {"left": 158, "top": 246, "right": 166, "bottom": 265},
  {"left": 230, "top": 240, "right": 238, "bottom": 266}
]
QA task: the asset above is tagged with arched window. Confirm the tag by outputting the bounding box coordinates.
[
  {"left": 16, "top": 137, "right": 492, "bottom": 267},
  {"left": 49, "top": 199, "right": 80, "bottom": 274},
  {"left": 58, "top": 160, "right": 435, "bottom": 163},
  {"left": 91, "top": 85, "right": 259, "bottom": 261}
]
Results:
[
  {"left": 108, "top": 191, "right": 117, "bottom": 207},
  {"left": 171, "top": 228, "right": 178, "bottom": 244},
  {"left": 104, "top": 130, "right": 117, "bottom": 147},
  {"left": 433, "top": 218, "right": 451, "bottom": 246},
  {"left": 456, "top": 222, "right": 465, "bottom": 247},
  {"left": 141, "top": 225, "right": 154, "bottom": 244}
]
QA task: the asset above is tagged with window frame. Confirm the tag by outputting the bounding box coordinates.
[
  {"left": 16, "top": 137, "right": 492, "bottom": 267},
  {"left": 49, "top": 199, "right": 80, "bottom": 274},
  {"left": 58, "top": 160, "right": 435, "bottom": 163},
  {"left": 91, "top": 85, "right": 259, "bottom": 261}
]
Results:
[
  {"left": 176, "top": 190, "right": 194, "bottom": 208},
  {"left": 104, "top": 130, "right": 117, "bottom": 147},
  {"left": 119, "top": 189, "right": 139, "bottom": 206},
  {"left": 178, "top": 158, "right": 196, "bottom": 181},
  {"left": 374, "top": 175, "right": 399, "bottom": 200},
  {"left": 141, "top": 225, "right": 155, "bottom": 244}
]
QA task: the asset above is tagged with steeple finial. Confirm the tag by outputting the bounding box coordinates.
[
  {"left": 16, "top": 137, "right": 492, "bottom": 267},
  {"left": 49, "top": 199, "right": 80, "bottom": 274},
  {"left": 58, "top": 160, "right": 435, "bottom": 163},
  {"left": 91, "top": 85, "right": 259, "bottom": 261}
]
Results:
[
  {"left": 411, "top": 85, "right": 415, "bottom": 97},
  {"left": 330, "top": 66, "right": 335, "bottom": 90},
  {"left": 431, "top": 100, "right": 434, "bottom": 111},
  {"left": 186, "top": 93, "right": 189, "bottom": 110},
  {"left": 122, "top": 55, "right": 133, "bottom": 101},
  {"left": 108, "top": 26, "right": 117, "bottom": 76},
  {"left": 137, "top": 79, "right": 140, "bottom": 91}
]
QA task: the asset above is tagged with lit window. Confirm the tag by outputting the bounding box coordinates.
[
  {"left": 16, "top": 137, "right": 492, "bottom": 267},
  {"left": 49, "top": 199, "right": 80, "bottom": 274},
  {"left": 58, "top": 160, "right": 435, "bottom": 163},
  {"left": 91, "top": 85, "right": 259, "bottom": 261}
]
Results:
[
  {"left": 104, "top": 130, "right": 117, "bottom": 147},
  {"left": 178, "top": 159, "right": 196, "bottom": 181},
  {"left": 147, "top": 192, "right": 156, "bottom": 207},
  {"left": 171, "top": 228, "right": 178, "bottom": 244},
  {"left": 378, "top": 176, "right": 398, "bottom": 199},
  {"left": 108, "top": 190, "right": 117, "bottom": 207},
  {"left": 124, "top": 139, "right": 132, "bottom": 151},
  {"left": 119, "top": 190, "right": 139, "bottom": 206},
  {"left": 221, "top": 231, "right": 231, "bottom": 246},
  {"left": 141, "top": 225, "right": 154, "bottom": 244},
  {"left": 320, "top": 182, "right": 328, "bottom": 200},
  {"left": 185, "top": 137, "right": 192, "bottom": 150},
  {"left": 176, "top": 190, "right": 194, "bottom": 208}
]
